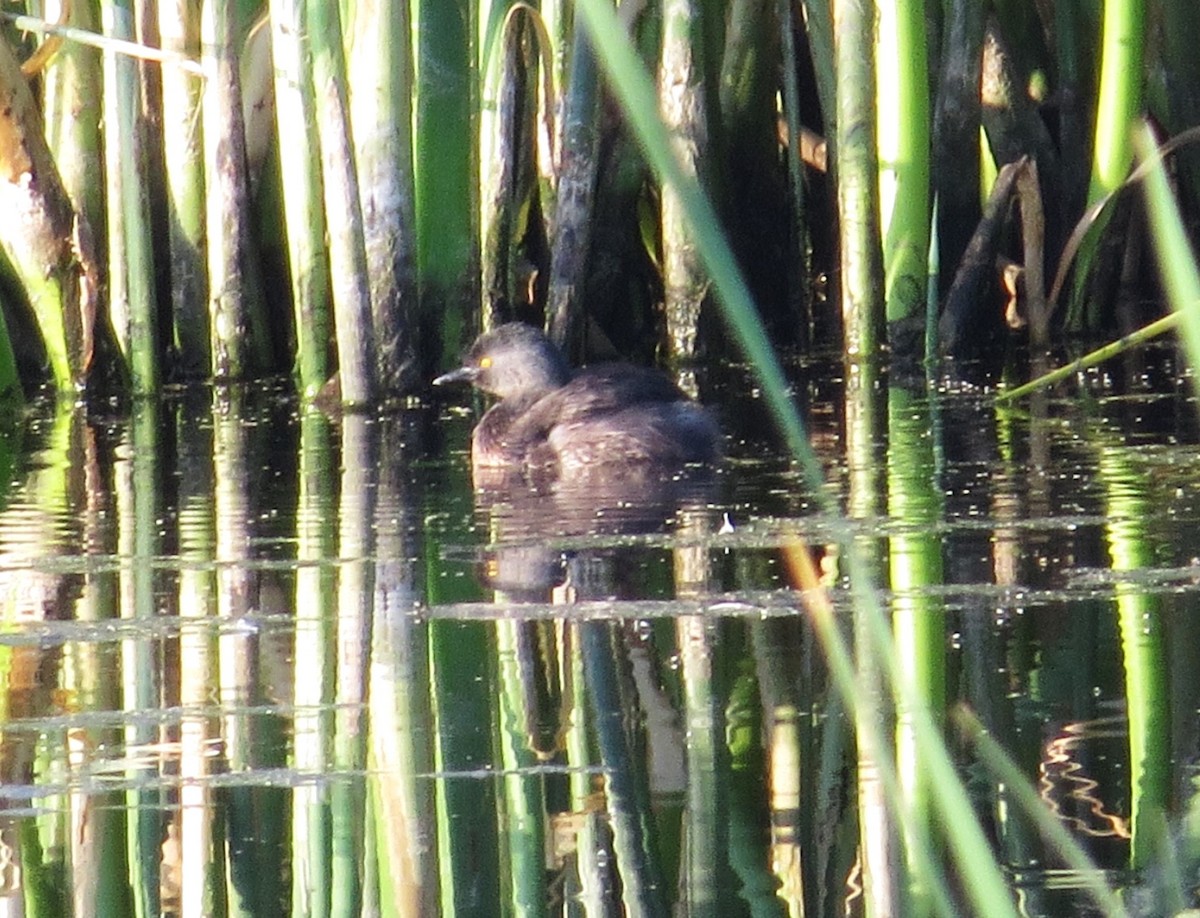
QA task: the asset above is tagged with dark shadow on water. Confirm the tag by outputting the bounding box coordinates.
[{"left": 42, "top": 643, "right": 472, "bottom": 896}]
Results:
[{"left": 473, "top": 466, "right": 721, "bottom": 600}]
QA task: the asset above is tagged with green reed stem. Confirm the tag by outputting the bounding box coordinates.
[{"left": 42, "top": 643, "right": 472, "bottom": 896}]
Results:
[
  {"left": 1088, "top": 0, "right": 1144, "bottom": 205},
  {"left": 997, "top": 312, "right": 1180, "bottom": 403},
  {"left": 42, "top": 0, "right": 104, "bottom": 282},
  {"left": 158, "top": 0, "right": 209, "bottom": 376},
  {"left": 175, "top": 391, "right": 219, "bottom": 913},
  {"left": 876, "top": 0, "right": 930, "bottom": 326},
  {"left": 368, "top": 412, "right": 436, "bottom": 910},
  {"left": 414, "top": 0, "right": 476, "bottom": 370},
  {"left": 268, "top": 0, "right": 331, "bottom": 398},
  {"left": 658, "top": 0, "right": 711, "bottom": 361},
  {"left": 201, "top": 0, "right": 266, "bottom": 380},
  {"left": 102, "top": 0, "right": 156, "bottom": 392},
  {"left": 307, "top": 0, "right": 376, "bottom": 405},
  {"left": 344, "top": 0, "right": 419, "bottom": 394},
  {"left": 834, "top": 0, "right": 884, "bottom": 357}
]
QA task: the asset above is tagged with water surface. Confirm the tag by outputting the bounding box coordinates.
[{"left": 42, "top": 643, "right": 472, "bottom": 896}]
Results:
[{"left": 0, "top": 352, "right": 1197, "bottom": 916}]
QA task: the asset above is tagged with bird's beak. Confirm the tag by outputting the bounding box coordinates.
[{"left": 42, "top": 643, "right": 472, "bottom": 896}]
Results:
[{"left": 432, "top": 365, "right": 479, "bottom": 387}]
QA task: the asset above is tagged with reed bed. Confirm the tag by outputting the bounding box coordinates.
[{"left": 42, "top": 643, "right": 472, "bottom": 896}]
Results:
[
  {"left": 1, "top": 1, "right": 1199, "bottom": 914},
  {"left": 0, "top": 1, "right": 1196, "bottom": 399}
]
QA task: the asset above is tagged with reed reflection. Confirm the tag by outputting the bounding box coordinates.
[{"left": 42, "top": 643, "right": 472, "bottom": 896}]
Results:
[{"left": 469, "top": 462, "right": 723, "bottom": 915}]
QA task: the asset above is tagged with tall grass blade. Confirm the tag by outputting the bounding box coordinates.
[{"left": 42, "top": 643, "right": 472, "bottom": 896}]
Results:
[
  {"left": 575, "top": 6, "right": 1027, "bottom": 914},
  {"left": 0, "top": 9, "right": 204, "bottom": 71},
  {"left": 783, "top": 541, "right": 962, "bottom": 918},
  {"left": 1137, "top": 124, "right": 1200, "bottom": 399},
  {"left": 997, "top": 312, "right": 1180, "bottom": 402}
]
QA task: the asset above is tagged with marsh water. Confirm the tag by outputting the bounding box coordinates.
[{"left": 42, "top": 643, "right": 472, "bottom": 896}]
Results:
[{"left": 0, "top": 347, "right": 1198, "bottom": 917}]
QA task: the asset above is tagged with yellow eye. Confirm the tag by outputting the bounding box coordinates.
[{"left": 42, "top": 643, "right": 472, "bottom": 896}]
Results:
[{"left": 479, "top": 356, "right": 492, "bottom": 369}]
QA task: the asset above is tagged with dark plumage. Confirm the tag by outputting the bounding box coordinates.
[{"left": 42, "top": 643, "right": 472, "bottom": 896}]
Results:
[{"left": 433, "top": 323, "right": 721, "bottom": 485}]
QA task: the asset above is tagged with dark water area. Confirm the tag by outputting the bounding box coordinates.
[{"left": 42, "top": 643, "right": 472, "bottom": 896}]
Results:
[{"left": 0, "top": 346, "right": 1198, "bottom": 916}]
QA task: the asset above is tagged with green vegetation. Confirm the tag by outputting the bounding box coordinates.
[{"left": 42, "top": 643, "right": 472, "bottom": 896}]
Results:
[
  {"left": 1, "top": 1, "right": 1200, "bottom": 915},
  {"left": 0, "top": 0, "right": 1192, "bottom": 401}
]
